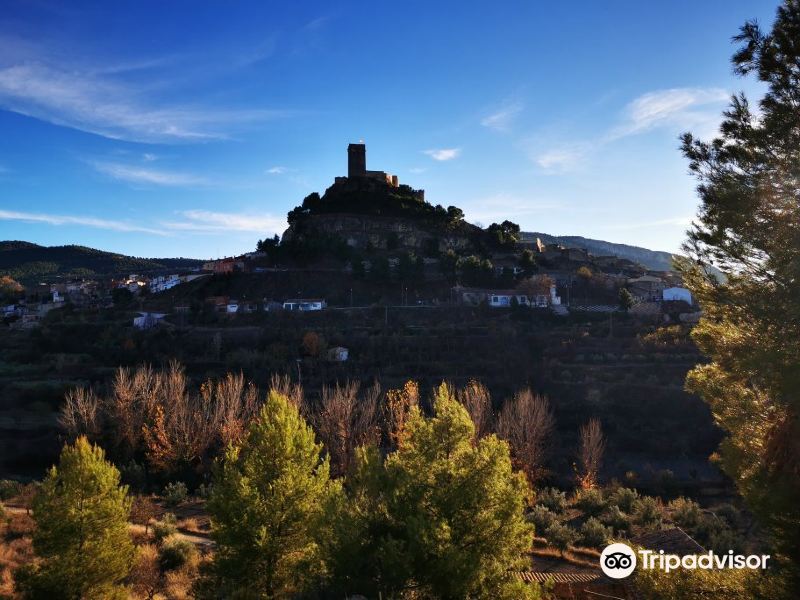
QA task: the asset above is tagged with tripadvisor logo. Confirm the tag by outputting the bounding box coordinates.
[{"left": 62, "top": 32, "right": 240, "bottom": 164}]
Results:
[{"left": 600, "top": 542, "right": 770, "bottom": 579}]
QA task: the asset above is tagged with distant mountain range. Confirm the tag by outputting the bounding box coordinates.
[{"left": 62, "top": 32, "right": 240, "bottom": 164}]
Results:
[
  {"left": 0, "top": 241, "right": 204, "bottom": 284},
  {"left": 521, "top": 232, "right": 678, "bottom": 272}
]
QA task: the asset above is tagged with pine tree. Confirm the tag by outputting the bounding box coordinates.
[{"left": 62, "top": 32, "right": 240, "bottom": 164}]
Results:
[
  {"left": 16, "top": 436, "right": 134, "bottom": 600},
  {"left": 326, "top": 383, "right": 540, "bottom": 599},
  {"left": 200, "top": 390, "right": 339, "bottom": 599},
  {"left": 679, "top": 0, "right": 800, "bottom": 588}
]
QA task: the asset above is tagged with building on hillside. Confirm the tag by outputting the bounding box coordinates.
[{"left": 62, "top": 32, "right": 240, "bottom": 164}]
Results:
[
  {"left": 283, "top": 298, "right": 326, "bottom": 311},
  {"left": 455, "top": 285, "right": 560, "bottom": 308},
  {"left": 327, "top": 346, "right": 349, "bottom": 362},
  {"left": 663, "top": 286, "right": 692, "bottom": 304},
  {"left": 627, "top": 275, "right": 666, "bottom": 302},
  {"left": 149, "top": 274, "right": 181, "bottom": 293},
  {"left": 133, "top": 312, "right": 167, "bottom": 329},
  {"left": 226, "top": 300, "right": 240, "bottom": 314}
]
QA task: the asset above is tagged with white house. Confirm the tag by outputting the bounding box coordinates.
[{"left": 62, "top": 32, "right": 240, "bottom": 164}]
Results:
[
  {"left": 663, "top": 287, "right": 693, "bottom": 304},
  {"left": 149, "top": 274, "right": 181, "bottom": 294},
  {"left": 327, "top": 346, "right": 349, "bottom": 362},
  {"left": 283, "top": 299, "right": 326, "bottom": 311},
  {"left": 133, "top": 312, "right": 167, "bottom": 329}
]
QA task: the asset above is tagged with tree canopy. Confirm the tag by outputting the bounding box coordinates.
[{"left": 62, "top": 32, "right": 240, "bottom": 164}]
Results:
[
  {"left": 17, "top": 436, "right": 134, "bottom": 600},
  {"left": 679, "top": 0, "right": 800, "bottom": 588}
]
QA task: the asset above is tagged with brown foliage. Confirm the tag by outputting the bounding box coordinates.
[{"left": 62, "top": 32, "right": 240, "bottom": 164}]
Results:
[
  {"left": 497, "top": 389, "right": 554, "bottom": 485},
  {"left": 130, "top": 496, "right": 158, "bottom": 534},
  {"left": 309, "top": 380, "right": 380, "bottom": 477},
  {"left": 384, "top": 380, "right": 419, "bottom": 449},
  {"left": 62, "top": 362, "right": 266, "bottom": 477},
  {"left": 456, "top": 380, "right": 494, "bottom": 439},
  {"left": 129, "top": 543, "right": 161, "bottom": 600}
]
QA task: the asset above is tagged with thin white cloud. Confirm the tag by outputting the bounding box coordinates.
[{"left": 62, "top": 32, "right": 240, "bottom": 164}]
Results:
[
  {"left": 0, "top": 63, "right": 293, "bottom": 143},
  {"left": 481, "top": 102, "right": 523, "bottom": 132},
  {"left": 267, "top": 166, "right": 288, "bottom": 174},
  {"left": 423, "top": 148, "right": 460, "bottom": 161},
  {"left": 163, "top": 210, "right": 286, "bottom": 233},
  {"left": 530, "top": 87, "right": 729, "bottom": 172},
  {"left": 408, "top": 167, "right": 426, "bottom": 174},
  {"left": 0, "top": 209, "right": 168, "bottom": 235},
  {"left": 142, "top": 153, "right": 158, "bottom": 162},
  {"left": 608, "top": 87, "right": 728, "bottom": 140},
  {"left": 535, "top": 144, "right": 591, "bottom": 173},
  {"left": 91, "top": 161, "right": 210, "bottom": 187}
]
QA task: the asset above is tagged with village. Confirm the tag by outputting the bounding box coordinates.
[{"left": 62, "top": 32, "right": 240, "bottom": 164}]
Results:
[{"left": 2, "top": 237, "right": 698, "bottom": 334}]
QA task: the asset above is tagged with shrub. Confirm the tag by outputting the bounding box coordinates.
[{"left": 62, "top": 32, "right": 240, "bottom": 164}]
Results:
[
  {"left": 713, "top": 503, "right": 742, "bottom": 529},
  {"left": 152, "top": 513, "right": 178, "bottom": 543},
  {"left": 609, "top": 487, "right": 639, "bottom": 513},
  {"left": 600, "top": 505, "right": 632, "bottom": 535},
  {"left": 163, "top": 482, "right": 188, "bottom": 507},
  {"left": 669, "top": 497, "right": 702, "bottom": 530},
  {"left": 0, "top": 479, "right": 22, "bottom": 501},
  {"left": 527, "top": 505, "right": 557, "bottom": 536},
  {"left": 120, "top": 460, "right": 147, "bottom": 492},
  {"left": 633, "top": 496, "right": 663, "bottom": 529},
  {"left": 694, "top": 514, "right": 742, "bottom": 554},
  {"left": 196, "top": 483, "right": 213, "bottom": 499},
  {"left": 545, "top": 522, "right": 577, "bottom": 554},
  {"left": 158, "top": 537, "right": 197, "bottom": 572},
  {"left": 575, "top": 488, "right": 606, "bottom": 517},
  {"left": 579, "top": 517, "right": 612, "bottom": 549},
  {"left": 536, "top": 487, "right": 567, "bottom": 513}
]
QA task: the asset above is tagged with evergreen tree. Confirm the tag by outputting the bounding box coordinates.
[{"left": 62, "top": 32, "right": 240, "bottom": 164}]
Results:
[
  {"left": 679, "top": 0, "right": 800, "bottom": 588},
  {"left": 200, "top": 391, "right": 339, "bottom": 599},
  {"left": 16, "top": 436, "right": 134, "bottom": 600},
  {"left": 326, "top": 384, "right": 540, "bottom": 599},
  {"left": 618, "top": 287, "right": 634, "bottom": 311}
]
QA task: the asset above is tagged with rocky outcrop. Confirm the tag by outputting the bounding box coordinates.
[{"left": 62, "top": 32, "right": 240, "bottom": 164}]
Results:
[{"left": 282, "top": 213, "right": 474, "bottom": 252}]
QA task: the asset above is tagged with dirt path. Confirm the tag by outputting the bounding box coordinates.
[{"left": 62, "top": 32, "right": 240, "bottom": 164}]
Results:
[{"left": 2, "top": 504, "right": 214, "bottom": 548}]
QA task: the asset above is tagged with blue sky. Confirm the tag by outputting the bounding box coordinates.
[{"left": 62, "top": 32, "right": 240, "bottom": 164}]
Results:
[{"left": 0, "top": 1, "right": 779, "bottom": 259}]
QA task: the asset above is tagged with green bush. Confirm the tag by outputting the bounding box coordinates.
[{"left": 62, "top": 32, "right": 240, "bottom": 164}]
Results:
[
  {"left": 609, "top": 487, "right": 639, "bottom": 513},
  {"left": 600, "top": 505, "right": 632, "bottom": 535},
  {"left": 536, "top": 487, "right": 568, "bottom": 513},
  {"left": 713, "top": 503, "right": 742, "bottom": 529},
  {"left": 152, "top": 513, "right": 178, "bottom": 543},
  {"left": 163, "top": 481, "right": 188, "bottom": 507},
  {"left": 669, "top": 497, "right": 702, "bottom": 530},
  {"left": 575, "top": 488, "right": 607, "bottom": 517},
  {"left": 158, "top": 537, "right": 197, "bottom": 571},
  {"left": 579, "top": 517, "right": 612, "bottom": 549},
  {"left": 694, "top": 514, "right": 742, "bottom": 554},
  {"left": 633, "top": 496, "right": 663, "bottom": 529},
  {"left": 545, "top": 522, "right": 577, "bottom": 554},
  {"left": 527, "top": 505, "right": 557, "bottom": 537},
  {"left": 0, "top": 479, "right": 22, "bottom": 501}
]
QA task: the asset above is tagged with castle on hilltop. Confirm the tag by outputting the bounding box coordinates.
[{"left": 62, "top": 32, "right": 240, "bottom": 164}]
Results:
[
  {"left": 332, "top": 143, "right": 424, "bottom": 201},
  {"left": 346, "top": 142, "right": 398, "bottom": 186}
]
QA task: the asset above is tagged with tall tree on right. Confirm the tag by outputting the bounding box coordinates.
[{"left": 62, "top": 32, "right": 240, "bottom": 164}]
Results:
[{"left": 680, "top": 0, "right": 800, "bottom": 587}]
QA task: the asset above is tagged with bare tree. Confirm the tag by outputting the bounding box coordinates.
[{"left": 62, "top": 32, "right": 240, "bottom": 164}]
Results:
[
  {"left": 128, "top": 543, "right": 162, "bottom": 600},
  {"left": 269, "top": 373, "right": 305, "bottom": 412},
  {"left": 311, "top": 380, "right": 380, "bottom": 477},
  {"left": 384, "top": 380, "right": 419, "bottom": 450},
  {"left": 456, "top": 380, "right": 494, "bottom": 439},
  {"left": 60, "top": 387, "right": 102, "bottom": 440},
  {"left": 497, "top": 389, "right": 555, "bottom": 485},
  {"left": 577, "top": 418, "right": 605, "bottom": 489},
  {"left": 130, "top": 495, "right": 159, "bottom": 535}
]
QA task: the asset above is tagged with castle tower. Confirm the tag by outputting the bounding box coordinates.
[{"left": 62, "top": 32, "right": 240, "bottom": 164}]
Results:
[{"left": 347, "top": 143, "right": 366, "bottom": 177}]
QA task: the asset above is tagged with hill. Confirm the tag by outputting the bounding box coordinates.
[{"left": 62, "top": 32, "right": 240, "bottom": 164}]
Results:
[
  {"left": 0, "top": 241, "right": 204, "bottom": 284},
  {"left": 522, "top": 232, "right": 678, "bottom": 271}
]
